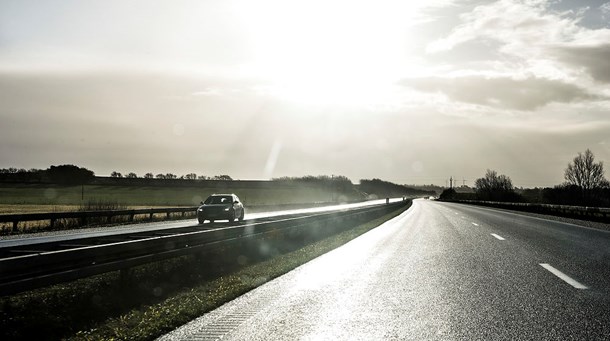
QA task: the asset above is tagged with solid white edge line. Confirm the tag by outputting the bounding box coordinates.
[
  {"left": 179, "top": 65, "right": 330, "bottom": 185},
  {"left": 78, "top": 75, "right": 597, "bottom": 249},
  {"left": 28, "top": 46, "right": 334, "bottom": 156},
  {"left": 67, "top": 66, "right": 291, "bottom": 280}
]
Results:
[
  {"left": 539, "top": 263, "right": 588, "bottom": 289},
  {"left": 472, "top": 222, "right": 479, "bottom": 226},
  {"left": 490, "top": 233, "right": 505, "bottom": 240}
]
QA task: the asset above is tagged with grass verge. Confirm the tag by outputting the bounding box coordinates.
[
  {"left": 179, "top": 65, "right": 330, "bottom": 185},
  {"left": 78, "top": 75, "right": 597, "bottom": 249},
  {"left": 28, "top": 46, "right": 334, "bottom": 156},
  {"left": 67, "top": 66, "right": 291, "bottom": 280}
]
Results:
[{"left": 0, "top": 203, "right": 410, "bottom": 341}]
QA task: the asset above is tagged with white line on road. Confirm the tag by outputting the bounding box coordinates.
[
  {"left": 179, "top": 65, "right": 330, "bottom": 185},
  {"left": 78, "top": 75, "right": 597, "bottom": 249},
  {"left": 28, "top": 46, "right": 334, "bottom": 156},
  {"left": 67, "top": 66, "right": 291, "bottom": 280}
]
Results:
[
  {"left": 472, "top": 222, "right": 479, "bottom": 226},
  {"left": 539, "top": 263, "right": 588, "bottom": 289},
  {"left": 490, "top": 233, "right": 505, "bottom": 240}
]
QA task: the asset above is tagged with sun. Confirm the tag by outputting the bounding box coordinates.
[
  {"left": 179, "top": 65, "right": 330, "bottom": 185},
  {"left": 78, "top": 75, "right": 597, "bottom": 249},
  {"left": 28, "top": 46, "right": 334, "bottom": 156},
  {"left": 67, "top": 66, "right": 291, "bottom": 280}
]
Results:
[{"left": 236, "top": 0, "right": 421, "bottom": 107}]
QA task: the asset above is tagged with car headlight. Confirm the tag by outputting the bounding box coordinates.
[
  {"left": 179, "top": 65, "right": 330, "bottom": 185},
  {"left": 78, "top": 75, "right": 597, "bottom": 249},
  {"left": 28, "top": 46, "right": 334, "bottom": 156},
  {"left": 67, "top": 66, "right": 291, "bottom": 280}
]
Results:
[{"left": 224, "top": 207, "right": 230, "bottom": 211}]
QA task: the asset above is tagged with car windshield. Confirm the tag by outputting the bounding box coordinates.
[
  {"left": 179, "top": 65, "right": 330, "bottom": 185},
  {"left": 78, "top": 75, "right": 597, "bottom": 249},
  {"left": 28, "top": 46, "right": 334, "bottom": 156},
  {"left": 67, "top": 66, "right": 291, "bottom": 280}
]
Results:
[{"left": 204, "top": 196, "right": 232, "bottom": 205}]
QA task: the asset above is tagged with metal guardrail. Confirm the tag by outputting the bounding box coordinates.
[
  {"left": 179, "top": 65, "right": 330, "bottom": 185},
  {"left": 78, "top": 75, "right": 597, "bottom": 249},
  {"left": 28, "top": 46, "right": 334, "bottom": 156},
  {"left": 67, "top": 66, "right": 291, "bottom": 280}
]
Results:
[
  {"left": 0, "top": 201, "right": 408, "bottom": 296},
  {"left": 453, "top": 200, "right": 610, "bottom": 221},
  {"left": 0, "top": 207, "right": 198, "bottom": 233}
]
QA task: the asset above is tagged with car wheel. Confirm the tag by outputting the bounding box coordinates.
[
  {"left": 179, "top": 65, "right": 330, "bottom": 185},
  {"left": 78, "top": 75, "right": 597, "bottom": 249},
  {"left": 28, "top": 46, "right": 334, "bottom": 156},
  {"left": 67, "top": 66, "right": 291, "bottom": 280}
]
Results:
[
  {"left": 209, "top": 219, "right": 214, "bottom": 223},
  {"left": 229, "top": 211, "right": 236, "bottom": 222},
  {"left": 198, "top": 217, "right": 205, "bottom": 224},
  {"left": 238, "top": 210, "right": 245, "bottom": 221}
]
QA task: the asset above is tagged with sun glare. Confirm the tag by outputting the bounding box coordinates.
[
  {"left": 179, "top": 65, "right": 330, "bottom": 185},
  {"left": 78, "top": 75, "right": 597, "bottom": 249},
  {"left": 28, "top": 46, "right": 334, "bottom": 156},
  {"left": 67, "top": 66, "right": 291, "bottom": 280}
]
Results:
[{"left": 237, "top": 0, "right": 421, "bottom": 106}]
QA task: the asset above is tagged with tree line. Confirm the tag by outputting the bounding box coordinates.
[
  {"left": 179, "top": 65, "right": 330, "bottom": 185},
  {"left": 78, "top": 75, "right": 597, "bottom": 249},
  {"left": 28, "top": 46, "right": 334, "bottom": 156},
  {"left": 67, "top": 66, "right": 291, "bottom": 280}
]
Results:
[
  {"left": 0, "top": 165, "right": 95, "bottom": 185},
  {"left": 441, "top": 149, "right": 610, "bottom": 207},
  {"left": 0, "top": 165, "right": 235, "bottom": 185},
  {"left": 109, "top": 171, "right": 233, "bottom": 181},
  {"left": 272, "top": 175, "right": 354, "bottom": 192}
]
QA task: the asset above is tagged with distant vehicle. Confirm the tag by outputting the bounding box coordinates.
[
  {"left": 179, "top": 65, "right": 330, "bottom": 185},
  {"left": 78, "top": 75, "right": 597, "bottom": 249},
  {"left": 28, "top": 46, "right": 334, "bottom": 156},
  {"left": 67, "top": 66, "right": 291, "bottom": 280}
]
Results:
[{"left": 197, "top": 194, "right": 245, "bottom": 224}]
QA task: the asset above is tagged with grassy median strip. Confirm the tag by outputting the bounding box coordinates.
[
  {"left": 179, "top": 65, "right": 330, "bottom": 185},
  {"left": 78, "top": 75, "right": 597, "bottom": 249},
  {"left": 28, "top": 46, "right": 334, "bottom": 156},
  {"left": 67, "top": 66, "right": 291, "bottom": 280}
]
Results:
[{"left": 0, "top": 203, "right": 410, "bottom": 341}]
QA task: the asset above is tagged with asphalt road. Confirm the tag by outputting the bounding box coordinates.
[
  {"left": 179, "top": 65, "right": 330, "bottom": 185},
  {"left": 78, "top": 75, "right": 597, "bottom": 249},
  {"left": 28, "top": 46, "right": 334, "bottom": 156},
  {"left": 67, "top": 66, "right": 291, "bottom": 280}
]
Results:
[
  {"left": 159, "top": 199, "right": 610, "bottom": 340},
  {"left": 0, "top": 198, "right": 401, "bottom": 248}
]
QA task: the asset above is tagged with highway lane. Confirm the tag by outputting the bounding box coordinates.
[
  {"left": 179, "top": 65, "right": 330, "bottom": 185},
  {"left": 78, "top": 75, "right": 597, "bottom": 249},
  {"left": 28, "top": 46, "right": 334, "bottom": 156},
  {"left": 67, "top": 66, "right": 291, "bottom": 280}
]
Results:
[
  {"left": 160, "top": 199, "right": 610, "bottom": 340},
  {"left": 437, "top": 201, "right": 610, "bottom": 293},
  {"left": 0, "top": 198, "right": 402, "bottom": 248}
]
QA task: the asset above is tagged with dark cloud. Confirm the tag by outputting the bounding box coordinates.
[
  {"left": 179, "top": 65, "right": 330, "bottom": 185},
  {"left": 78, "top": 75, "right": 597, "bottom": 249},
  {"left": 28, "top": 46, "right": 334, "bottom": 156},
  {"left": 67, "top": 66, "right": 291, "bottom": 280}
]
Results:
[
  {"left": 553, "top": 44, "right": 610, "bottom": 83},
  {"left": 401, "top": 75, "right": 601, "bottom": 110}
]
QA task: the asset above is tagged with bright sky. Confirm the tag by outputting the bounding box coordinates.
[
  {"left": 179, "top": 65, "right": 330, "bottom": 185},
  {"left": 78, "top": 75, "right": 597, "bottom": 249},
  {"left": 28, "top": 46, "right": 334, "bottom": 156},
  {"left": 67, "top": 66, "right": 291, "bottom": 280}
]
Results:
[{"left": 1, "top": 0, "right": 609, "bottom": 187}]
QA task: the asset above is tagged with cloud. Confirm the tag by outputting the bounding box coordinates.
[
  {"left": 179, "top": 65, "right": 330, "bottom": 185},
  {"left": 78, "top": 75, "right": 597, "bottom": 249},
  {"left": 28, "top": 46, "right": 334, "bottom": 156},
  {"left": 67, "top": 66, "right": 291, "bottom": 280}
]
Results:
[
  {"left": 425, "top": 0, "right": 610, "bottom": 82},
  {"left": 421, "top": 0, "right": 610, "bottom": 114},
  {"left": 552, "top": 44, "right": 610, "bottom": 83},
  {"left": 426, "top": 0, "right": 566, "bottom": 54},
  {"left": 602, "top": 2, "right": 610, "bottom": 18},
  {"left": 401, "top": 75, "right": 600, "bottom": 110}
]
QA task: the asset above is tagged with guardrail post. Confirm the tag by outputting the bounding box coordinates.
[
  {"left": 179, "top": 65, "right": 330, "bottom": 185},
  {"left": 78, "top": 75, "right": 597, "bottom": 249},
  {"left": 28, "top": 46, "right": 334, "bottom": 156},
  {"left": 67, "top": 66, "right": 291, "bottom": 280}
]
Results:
[
  {"left": 149, "top": 211, "right": 154, "bottom": 220},
  {"left": 50, "top": 218, "right": 55, "bottom": 229},
  {"left": 166, "top": 212, "right": 171, "bottom": 219},
  {"left": 129, "top": 213, "right": 134, "bottom": 222},
  {"left": 12, "top": 220, "right": 18, "bottom": 233}
]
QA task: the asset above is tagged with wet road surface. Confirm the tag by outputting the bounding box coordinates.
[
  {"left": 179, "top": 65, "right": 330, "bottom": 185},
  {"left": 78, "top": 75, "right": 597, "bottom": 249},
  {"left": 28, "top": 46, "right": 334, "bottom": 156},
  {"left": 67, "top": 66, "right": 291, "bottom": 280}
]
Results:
[{"left": 160, "top": 199, "right": 610, "bottom": 340}]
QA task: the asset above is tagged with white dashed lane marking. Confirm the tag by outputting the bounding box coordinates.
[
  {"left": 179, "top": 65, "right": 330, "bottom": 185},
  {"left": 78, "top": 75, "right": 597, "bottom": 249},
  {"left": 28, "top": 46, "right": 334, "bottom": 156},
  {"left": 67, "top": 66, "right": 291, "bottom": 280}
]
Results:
[
  {"left": 540, "top": 263, "right": 588, "bottom": 289},
  {"left": 491, "top": 233, "right": 505, "bottom": 240}
]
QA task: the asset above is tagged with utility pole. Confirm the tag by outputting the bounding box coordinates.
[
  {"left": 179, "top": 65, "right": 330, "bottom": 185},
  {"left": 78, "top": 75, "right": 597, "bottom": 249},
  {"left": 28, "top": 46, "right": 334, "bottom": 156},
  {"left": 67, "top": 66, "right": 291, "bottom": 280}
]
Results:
[
  {"left": 462, "top": 179, "right": 467, "bottom": 186},
  {"left": 331, "top": 174, "right": 334, "bottom": 202},
  {"left": 450, "top": 176, "right": 453, "bottom": 189}
]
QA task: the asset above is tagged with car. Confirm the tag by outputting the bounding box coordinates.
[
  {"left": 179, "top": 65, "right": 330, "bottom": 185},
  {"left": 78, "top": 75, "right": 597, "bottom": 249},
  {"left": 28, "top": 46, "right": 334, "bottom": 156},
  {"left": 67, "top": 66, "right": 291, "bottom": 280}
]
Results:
[{"left": 197, "top": 193, "right": 245, "bottom": 224}]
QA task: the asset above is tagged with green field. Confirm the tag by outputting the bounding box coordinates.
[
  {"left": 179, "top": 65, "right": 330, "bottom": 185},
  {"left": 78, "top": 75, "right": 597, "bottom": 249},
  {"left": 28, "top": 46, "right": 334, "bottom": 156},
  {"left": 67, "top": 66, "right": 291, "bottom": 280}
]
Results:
[{"left": 0, "top": 182, "right": 362, "bottom": 210}]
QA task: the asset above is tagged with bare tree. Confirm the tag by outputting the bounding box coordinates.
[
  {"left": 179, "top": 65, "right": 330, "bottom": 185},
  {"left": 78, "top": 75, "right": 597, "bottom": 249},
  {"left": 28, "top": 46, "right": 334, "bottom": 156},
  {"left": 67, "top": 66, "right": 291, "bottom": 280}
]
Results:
[
  {"left": 475, "top": 170, "right": 513, "bottom": 192},
  {"left": 184, "top": 173, "right": 197, "bottom": 180},
  {"left": 564, "top": 149, "right": 606, "bottom": 191},
  {"left": 474, "top": 169, "right": 517, "bottom": 201},
  {"left": 144, "top": 173, "right": 154, "bottom": 179},
  {"left": 126, "top": 172, "right": 138, "bottom": 178},
  {"left": 213, "top": 175, "right": 233, "bottom": 181},
  {"left": 110, "top": 171, "right": 122, "bottom": 178}
]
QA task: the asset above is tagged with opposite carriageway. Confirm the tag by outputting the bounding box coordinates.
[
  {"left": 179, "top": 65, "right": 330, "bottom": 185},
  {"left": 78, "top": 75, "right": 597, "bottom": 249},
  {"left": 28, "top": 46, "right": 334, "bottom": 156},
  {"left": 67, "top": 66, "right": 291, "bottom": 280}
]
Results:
[{"left": 0, "top": 201, "right": 407, "bottom": 296}]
